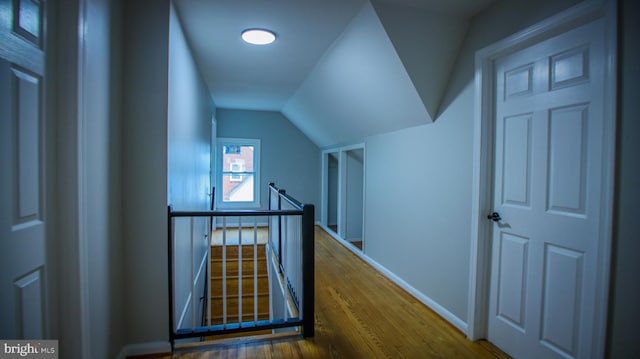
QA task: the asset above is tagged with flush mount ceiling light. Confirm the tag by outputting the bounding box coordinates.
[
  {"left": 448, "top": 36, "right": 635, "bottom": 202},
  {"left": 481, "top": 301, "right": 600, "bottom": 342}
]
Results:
[{"left": 241, "top": 28, "right": 276, "bottom": 45}]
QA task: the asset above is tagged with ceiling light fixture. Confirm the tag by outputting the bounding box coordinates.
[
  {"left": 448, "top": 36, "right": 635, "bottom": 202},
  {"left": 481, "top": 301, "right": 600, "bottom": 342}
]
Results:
[{"left": 241, "top": 28, "right": 276, "bottom": 45}]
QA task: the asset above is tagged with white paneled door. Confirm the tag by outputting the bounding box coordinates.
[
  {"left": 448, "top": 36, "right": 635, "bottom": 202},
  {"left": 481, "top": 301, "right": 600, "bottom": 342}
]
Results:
[
  {"left": 488, "top": 19, "right": 606, "bottom": 359},
  {"left": 0, "top": 0, "right": 49, "bottom": 339}
]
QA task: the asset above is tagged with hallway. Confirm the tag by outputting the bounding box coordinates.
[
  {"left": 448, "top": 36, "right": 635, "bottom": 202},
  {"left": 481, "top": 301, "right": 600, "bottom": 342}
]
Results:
[{"left": 149, "top": 227, "right": 509, "bottom": 358}]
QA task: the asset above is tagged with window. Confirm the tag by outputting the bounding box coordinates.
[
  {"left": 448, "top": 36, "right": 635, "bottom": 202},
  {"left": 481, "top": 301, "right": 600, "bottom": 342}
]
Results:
[{"left": 217, "top": 138, "right": 260, "bottom": 208}]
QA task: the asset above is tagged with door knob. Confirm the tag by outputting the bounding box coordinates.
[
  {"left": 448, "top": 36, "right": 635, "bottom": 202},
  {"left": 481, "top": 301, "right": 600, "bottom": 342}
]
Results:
[{"left": 487, "top": 212, "right": 502, "bottom": 222}]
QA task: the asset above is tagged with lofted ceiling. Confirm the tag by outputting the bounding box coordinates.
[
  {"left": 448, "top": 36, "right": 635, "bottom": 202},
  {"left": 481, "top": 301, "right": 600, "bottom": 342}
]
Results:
[{"left": 172, "top": 0, "right": 497, "bottom": 147}]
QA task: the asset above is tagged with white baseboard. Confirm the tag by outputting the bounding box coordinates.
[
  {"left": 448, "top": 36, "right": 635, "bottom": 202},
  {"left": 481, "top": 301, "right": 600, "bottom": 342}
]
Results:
[
  {"left": 317, "top": 223, "right": 468, "bottom": 334},
  {"left": 116, "top": 341, "right": 171, "bottom": 358}
]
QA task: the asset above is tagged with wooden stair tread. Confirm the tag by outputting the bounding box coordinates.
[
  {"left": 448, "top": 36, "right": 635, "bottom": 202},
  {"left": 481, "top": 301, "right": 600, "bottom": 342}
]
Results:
[
  {"left": 209, "top": 315, "right": 270, "bottom": 324},
  {"left": 211, "top": 245, "right": 267, "bottom": 257},
  {"left": 211, "top": 262, "right": 267, "bottom": 274},
  {"left": 211, "top": 292, "right": 269, "bottom": 300},
  {"left": 211, "top": 273, "right": 268, "bottom": 279},
  {"left": 211, "top": 296, "right": 269, "bottom": 303},
  {"left": 206, "top": 242, "right": 271, "bottom": 337},
  {"left": 211, "top": 257, "right": 267, "bottom": 263},
  {"left": 211, "top": 274, "right": 269, "bottom": 282},
  {"left": 210, "top": 313, "right": 270, "bottom": 318}
]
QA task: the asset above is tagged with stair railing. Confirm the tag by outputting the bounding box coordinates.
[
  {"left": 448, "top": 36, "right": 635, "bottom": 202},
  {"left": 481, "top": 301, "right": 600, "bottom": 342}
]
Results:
[
  {"left": 268, "top": 183, "right": 314, "bottom": 325},
  {"left": 167, "top": 183, "right": 314, "bottom": 350}
]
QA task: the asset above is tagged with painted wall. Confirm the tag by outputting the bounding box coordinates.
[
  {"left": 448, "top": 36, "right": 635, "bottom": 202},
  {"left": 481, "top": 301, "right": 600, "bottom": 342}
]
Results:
[
  {"left": 216, "top": 109, "right": 320, "bottom": 217},
  {"left": 168, "top": 2, "right": 212, "bottom": 332},
  {"left": 370, "top": 1, "right": 468, "bottom": 119},
  {"left": 82, "top": 0, "right": 125, "bottom": 357},
  {"left": 122, "top": 0, "right": 170, "bottom": 345},
  {"left": 168, "top": 4, "right": 213, "bottom": 334},
  {"left": 607, "top": 0, "right": 640, "bottom": 357},
  {"left": 363, "top": 0, "right": 583, "bottom": 323}
]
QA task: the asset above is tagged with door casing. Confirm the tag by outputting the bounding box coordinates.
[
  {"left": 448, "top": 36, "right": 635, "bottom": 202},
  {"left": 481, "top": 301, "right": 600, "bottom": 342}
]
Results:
[{"left": 467, "top": 2, "right": 617, "bottom": 358}]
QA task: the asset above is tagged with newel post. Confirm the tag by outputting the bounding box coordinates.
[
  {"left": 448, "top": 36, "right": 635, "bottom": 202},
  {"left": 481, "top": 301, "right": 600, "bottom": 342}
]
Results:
[{"left": 301, "top": 203, "right": 315, "bottom": 337}]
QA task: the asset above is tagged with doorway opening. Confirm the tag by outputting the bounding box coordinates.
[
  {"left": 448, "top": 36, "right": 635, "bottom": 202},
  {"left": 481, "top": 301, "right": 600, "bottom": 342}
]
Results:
[{"left": 322, "top": 144, "right": 365, "bottom": 252}]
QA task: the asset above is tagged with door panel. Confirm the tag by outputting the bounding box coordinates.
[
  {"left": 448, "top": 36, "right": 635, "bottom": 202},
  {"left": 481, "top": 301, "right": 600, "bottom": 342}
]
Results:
[
  {"left": 14, "top": 269, "right": 45, "bottom": 339},
  {"left": 547, "top": 105, "right": 588, "bottom": 216},
  {"left": 501, "top": 113, "right": 532, "bottom": 208},
  {"left": 0, "top": 0, "right": 48, "bottom": 340},
  {"left": 540, "top": 244, "right": 583, "bottom": 356},
  {"left": 496, "top": 232, "right": 528, "bottom": 331},
  {"left": 14, "top": 67, "right": 43, "bottom": 225},
  {"left": 488, "top": 19, "right": 604, "bottom": 359},
  {"left": 551, "top": 47, "right": 589, "bottom": 89}
]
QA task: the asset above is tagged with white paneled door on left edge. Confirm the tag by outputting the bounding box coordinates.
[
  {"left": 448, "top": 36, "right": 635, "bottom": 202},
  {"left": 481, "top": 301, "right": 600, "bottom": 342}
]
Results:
[
  {"left": 0, "top": 0, "right": 49, "bottom": 339},
  {"left": 488, "top": 19, "right": 607, "bottom": 359}
]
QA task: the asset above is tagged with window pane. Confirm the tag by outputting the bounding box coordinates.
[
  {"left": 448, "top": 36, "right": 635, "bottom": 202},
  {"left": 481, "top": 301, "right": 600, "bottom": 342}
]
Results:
[
  {"left": 222, "top": 174, "right": 254, "bottom": 202},
  {"left": 223, "top": 145, "right": 254, "bottom": 172}
]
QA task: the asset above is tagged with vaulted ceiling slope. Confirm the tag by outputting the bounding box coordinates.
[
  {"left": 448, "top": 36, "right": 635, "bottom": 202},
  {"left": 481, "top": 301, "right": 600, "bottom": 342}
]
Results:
[
  {"left": 283, "top": 2, "right": 430, "bottom": 147},
  {"left": 371, "top": 0, "right": 470, "bottom": 120},
  {"left": 173, "top": 0, "right": 495, "bottom": 148},
  {"left": 173, "top": 0, "right": 367, "bottom": 112}
]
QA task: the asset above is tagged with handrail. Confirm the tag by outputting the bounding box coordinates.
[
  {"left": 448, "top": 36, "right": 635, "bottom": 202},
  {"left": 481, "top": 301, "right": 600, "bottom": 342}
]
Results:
[
  {"left": 168, "top": 182, "right": 314, "bottom": 350},
  {"left": 268, "top": 182, "right": 303, "bottom": 209},
  {"left": 170, "top": 209, "right": 302, "bottom": 217}
]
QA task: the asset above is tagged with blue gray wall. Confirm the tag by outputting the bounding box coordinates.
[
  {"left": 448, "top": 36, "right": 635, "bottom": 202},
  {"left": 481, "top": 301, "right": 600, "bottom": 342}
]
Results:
[
  {"left": 217, "top": 109, "right": 320, "bottom": 218},
  {"left": 168, "top": 2, "right": 212, "bottom": 332},
  {"left": 122, "top": 0, "right": 170, "bottom": 345},
  {"left": 362, "top": 0, "right": 585, "bottom": 325}
]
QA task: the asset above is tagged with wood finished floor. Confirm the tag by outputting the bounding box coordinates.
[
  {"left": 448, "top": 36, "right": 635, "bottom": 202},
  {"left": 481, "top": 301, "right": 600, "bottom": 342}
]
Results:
[{"left": 142, "top": 227, "right": 509, "bottom": 359}]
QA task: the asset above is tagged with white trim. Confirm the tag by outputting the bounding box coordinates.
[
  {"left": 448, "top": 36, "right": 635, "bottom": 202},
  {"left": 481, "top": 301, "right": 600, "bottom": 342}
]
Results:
[
  {"left": 216, "top": 137, "right": 261, "bottom": 209},
  {"left": 267, "top": 251, "right": 297, "bottom": 319},
  {"left": 77, "top": 1, "right": 91, "bottom": 357},
  {"left": 320, "top": 143, "right": 365, "bottom": 244},
  {"left": 52, "top": 0, "right": 92, "bottom": 355},
  {"left": 338, "top": 151, "right": 346, "bottom": 239},
  {"left": 115, "top": 342, "right": 172, "bottom": 359},
  {"left": 361, "top": 146, "right": 366, "bottom": 253},
  {"left": 321, "top": 149, "right": 340, "bottom": 229},
  {"left": 593, "top": 0, "right": 618, "bottom": 353},
  {"left": 467, "top": 2, "right": 616, "bottom": 357},
  {"left": 318, "top": 223, "right": 467, "bottom": 333},
  {"left": 52, "top": 0, "right": 88, "bottom": 354}
]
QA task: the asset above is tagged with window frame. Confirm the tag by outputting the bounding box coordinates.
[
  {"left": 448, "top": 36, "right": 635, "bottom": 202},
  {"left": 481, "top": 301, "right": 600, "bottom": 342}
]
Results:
[{"left": 216, "top": 138, "right": 261, "bottom": 209}]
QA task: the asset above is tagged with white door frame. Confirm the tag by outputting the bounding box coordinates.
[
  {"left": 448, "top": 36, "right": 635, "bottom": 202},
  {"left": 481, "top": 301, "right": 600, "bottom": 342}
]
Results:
[
  {"left": 321, "top": 143, "right": 366, "bottom": 243},
  {"left": 339, "top": 145, "right": 366, "bottom": 245},
  {"left": 320, "top": 149, "right": 336, "bottom": 227},
  {"left": 467, "top": 1, "right": 617, "bottom": 357},
  {"left": 52, "top": 0, "right": 94, "bottom": 356}
]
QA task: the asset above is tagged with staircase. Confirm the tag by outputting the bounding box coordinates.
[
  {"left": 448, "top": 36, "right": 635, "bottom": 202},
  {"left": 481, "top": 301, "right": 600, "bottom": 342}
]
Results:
[{"left": 210, "top": 244, "right": 270, "bottom": 324}]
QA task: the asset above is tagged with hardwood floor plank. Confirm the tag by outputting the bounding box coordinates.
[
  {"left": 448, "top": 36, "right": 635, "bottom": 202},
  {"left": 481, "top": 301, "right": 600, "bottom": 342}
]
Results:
[{"left": 138, "top": 227, "right": 509, "bottom": 358}]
